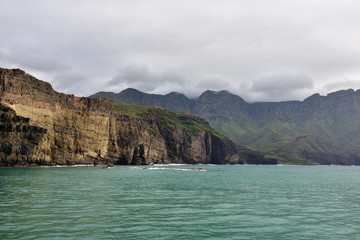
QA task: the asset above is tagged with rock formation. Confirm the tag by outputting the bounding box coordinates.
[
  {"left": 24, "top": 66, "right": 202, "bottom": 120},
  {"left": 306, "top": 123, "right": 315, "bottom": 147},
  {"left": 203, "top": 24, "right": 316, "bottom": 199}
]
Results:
[
  {"left": 0, "top": 68, "right": 244, "bottom": 166},
  {"left": 92, "top": 86, "right": 360, "bottom": 165}
]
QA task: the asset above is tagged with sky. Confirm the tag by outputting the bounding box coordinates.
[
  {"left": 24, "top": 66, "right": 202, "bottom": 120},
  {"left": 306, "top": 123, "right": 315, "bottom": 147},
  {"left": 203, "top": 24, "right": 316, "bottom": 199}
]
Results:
[{"left": 1, "top": 0, "right": 360, "bottom": 102}]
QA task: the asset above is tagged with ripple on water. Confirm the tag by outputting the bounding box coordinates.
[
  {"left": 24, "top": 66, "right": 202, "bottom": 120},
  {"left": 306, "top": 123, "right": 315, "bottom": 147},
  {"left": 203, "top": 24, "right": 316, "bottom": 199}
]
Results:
[{"left": 1, "top": 165, "right": 360, "bottom": 239}]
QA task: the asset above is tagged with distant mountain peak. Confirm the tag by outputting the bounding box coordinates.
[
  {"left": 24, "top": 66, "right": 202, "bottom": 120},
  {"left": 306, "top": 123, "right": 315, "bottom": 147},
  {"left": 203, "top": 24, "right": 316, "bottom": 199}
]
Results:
[
  {"left": 326, "top": 88, "right": 355, "bottom": 98},
  {"left": 304, "top": 93, "right": 322, "bottom": 102},
  {"left": 200, "top": 90, "right": 235, "bottom": 96},
  {"left": 166, "top": 91, "right": 186, "bottom": 97},
  {"left": 197, "top": 90, "right": 246, "bottom": 108},
  {"left": 120, "top": 88, "right": 143, "bottom": 94}
]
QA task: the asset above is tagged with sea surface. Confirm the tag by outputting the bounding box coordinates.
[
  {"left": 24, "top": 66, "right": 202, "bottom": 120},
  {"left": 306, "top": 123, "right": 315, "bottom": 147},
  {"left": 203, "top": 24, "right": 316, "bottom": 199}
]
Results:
[{"left": 0, "top": 165, "right": 359, "bottom": 239}]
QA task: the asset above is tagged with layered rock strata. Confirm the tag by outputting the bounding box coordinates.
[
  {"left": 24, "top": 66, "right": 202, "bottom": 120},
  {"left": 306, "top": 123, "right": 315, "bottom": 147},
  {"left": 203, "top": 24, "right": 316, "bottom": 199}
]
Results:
[{"left": 0, "top": 68, "right": 243, "bottom": 166}]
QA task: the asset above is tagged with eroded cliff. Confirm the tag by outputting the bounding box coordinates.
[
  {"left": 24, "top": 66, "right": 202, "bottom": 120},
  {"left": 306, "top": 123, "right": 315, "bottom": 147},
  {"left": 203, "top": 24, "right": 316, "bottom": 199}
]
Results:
[{"left": 0, "top": 68, "right": 244, "bottom": 166}]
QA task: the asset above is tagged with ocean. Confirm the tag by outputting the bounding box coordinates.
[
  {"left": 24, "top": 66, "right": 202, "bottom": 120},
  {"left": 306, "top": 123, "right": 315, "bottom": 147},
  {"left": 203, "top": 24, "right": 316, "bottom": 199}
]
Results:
[{"left": 0, "top": 165, "right": 359, "bottom": 239}]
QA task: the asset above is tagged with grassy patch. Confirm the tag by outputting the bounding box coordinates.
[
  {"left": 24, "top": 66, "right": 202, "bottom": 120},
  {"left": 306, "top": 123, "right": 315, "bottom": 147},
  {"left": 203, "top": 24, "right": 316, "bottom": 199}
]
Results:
[
  {"left": 277, "top": 155, "right": 314, "bottom": 165},
  {"left": 114, "top": 103, "right": 226, "bottom": 139},
  {"left": 114, "top": 104, "right": 152, "bottom": 118}
]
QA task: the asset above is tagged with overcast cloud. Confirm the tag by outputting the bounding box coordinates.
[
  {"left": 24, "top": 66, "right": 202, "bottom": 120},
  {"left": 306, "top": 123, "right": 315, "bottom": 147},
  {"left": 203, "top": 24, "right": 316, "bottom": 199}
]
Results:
[{"left": 1, "top": 0, "right": 360, "bottom": 101}]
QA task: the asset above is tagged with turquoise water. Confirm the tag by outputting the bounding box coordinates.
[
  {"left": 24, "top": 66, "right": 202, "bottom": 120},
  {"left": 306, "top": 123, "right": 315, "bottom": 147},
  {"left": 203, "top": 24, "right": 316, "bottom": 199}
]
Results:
[{"left": 0, "top": 165, "right": 360, "bottom": 239}]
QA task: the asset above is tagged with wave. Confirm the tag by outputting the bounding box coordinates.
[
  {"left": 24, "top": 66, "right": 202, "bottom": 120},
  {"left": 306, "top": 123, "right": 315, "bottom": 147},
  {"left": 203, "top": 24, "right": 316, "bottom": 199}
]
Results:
[
  {"left": 146, "top": 167, "right": 206, "bottom": 172},
  {"left": 48, "top": 164, "right": 95, "bottom": 168},
  {"left": 153, "top": 164, "right": 188, "bottom": 166}
]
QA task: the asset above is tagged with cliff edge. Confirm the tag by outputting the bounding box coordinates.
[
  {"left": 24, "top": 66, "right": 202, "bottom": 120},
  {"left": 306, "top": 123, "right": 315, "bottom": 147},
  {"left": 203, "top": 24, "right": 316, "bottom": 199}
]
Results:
[{"left": 0, "top": 68, "right": 244, "bottom": 166}]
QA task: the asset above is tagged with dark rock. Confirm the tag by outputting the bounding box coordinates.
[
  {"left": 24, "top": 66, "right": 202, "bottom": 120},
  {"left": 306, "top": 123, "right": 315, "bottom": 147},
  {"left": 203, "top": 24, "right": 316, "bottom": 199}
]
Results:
[{"left": 0, "top": 67, "right": 244, "bottom": 166}]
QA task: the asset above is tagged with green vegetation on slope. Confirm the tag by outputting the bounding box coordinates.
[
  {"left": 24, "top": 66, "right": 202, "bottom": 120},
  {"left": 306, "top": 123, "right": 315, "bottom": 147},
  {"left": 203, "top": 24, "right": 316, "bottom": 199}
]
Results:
[
  {"left": 276, "top": 134, "right": 360, "bottom": 165},
  {"left": 114, "top": 104, "right": 226, "bottom": 139},
  {"left": 95, "top": 88, "right": 360, "bottom": 165},
  {"left": 206, "top": 118, "right": 306, "bottom": 153},
  {"left": 114, "top": 104, "right": 152, "bottom": 118}
]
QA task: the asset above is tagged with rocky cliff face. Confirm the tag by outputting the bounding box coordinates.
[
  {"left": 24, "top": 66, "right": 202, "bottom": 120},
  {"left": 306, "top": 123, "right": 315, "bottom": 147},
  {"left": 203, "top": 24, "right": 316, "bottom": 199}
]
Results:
[
  {"left": 91, "top": 86, "right": 360, "bottom": 165},
  {"left": 0, "top": 68, "right": 243, "bottom": 166}
]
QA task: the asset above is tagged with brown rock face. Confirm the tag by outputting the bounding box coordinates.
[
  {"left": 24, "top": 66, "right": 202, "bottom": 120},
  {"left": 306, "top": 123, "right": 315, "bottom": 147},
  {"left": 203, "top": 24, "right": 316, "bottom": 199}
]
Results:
[{"left": 0, "top": 68, "right": 244, "bottom": 166}]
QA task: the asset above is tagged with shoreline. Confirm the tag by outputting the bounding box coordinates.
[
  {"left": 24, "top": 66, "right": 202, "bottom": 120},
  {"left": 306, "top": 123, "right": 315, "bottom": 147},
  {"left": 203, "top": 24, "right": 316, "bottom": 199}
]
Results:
[{"left": 1, "top": 163, "right": 359, "bottom": 167}]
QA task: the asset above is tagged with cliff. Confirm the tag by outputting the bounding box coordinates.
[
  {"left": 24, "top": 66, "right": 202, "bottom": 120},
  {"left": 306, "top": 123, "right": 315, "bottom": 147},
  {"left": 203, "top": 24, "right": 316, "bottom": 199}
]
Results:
[
  {"left": 0, "top": 68, "right": 244, "bottom": 166},
  {"left": 92, "top": 87, "right": 360, "bottom": 165}
]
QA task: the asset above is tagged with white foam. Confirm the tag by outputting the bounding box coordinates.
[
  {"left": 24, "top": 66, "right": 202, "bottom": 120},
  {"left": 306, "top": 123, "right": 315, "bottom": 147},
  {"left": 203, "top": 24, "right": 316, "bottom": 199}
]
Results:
[
  {"left": 127, "top": 167, "right": 143, "bottom": 170},
  {"left": 50, "top": 164, "right": 95, "bottom": 167},
  {"left": 147, "top": 167, "right": 206, "bottom": 171},
  {"left": 153, "top": 164, "right": 187, "bottom": 166},
  {"left": 74, "top": 164, "right": 95, "bottom": 167}
]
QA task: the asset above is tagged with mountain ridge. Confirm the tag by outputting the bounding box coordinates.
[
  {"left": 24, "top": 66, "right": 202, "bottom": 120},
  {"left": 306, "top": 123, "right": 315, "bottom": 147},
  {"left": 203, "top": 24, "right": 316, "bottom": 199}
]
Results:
[
  {"left": 0, "top": 68, "right": 248, "bottom": 166},
  {"left": 91, "top": 87, "right": 360, "bottom": 165}
]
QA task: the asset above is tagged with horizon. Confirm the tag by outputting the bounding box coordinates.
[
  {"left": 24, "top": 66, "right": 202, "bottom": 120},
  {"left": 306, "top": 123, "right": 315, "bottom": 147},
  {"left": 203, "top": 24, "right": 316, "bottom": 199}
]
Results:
[
  {"left": 4, "top": 66, "right": 360, "bottom": 104},
  {"left": 3, "top": 66, "right": 359, "bottom": 104},
  {"left": 95, "top": 86, "right": 360, "bottom": 103}
]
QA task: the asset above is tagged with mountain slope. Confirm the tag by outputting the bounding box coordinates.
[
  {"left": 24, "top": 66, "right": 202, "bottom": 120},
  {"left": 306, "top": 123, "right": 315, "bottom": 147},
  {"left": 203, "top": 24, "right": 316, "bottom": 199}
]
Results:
[
  {"left": 0, "top": 68, "right": 245, "bottom": 166},
  {"left": 276, "top": 134, "right": 360, "bottom": 165},
  {"left": 92, "top": 88, "right": 195, "bottom": 111},
  {"left": 91, "top": 88, "right": 360, "bottom": 165}
]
